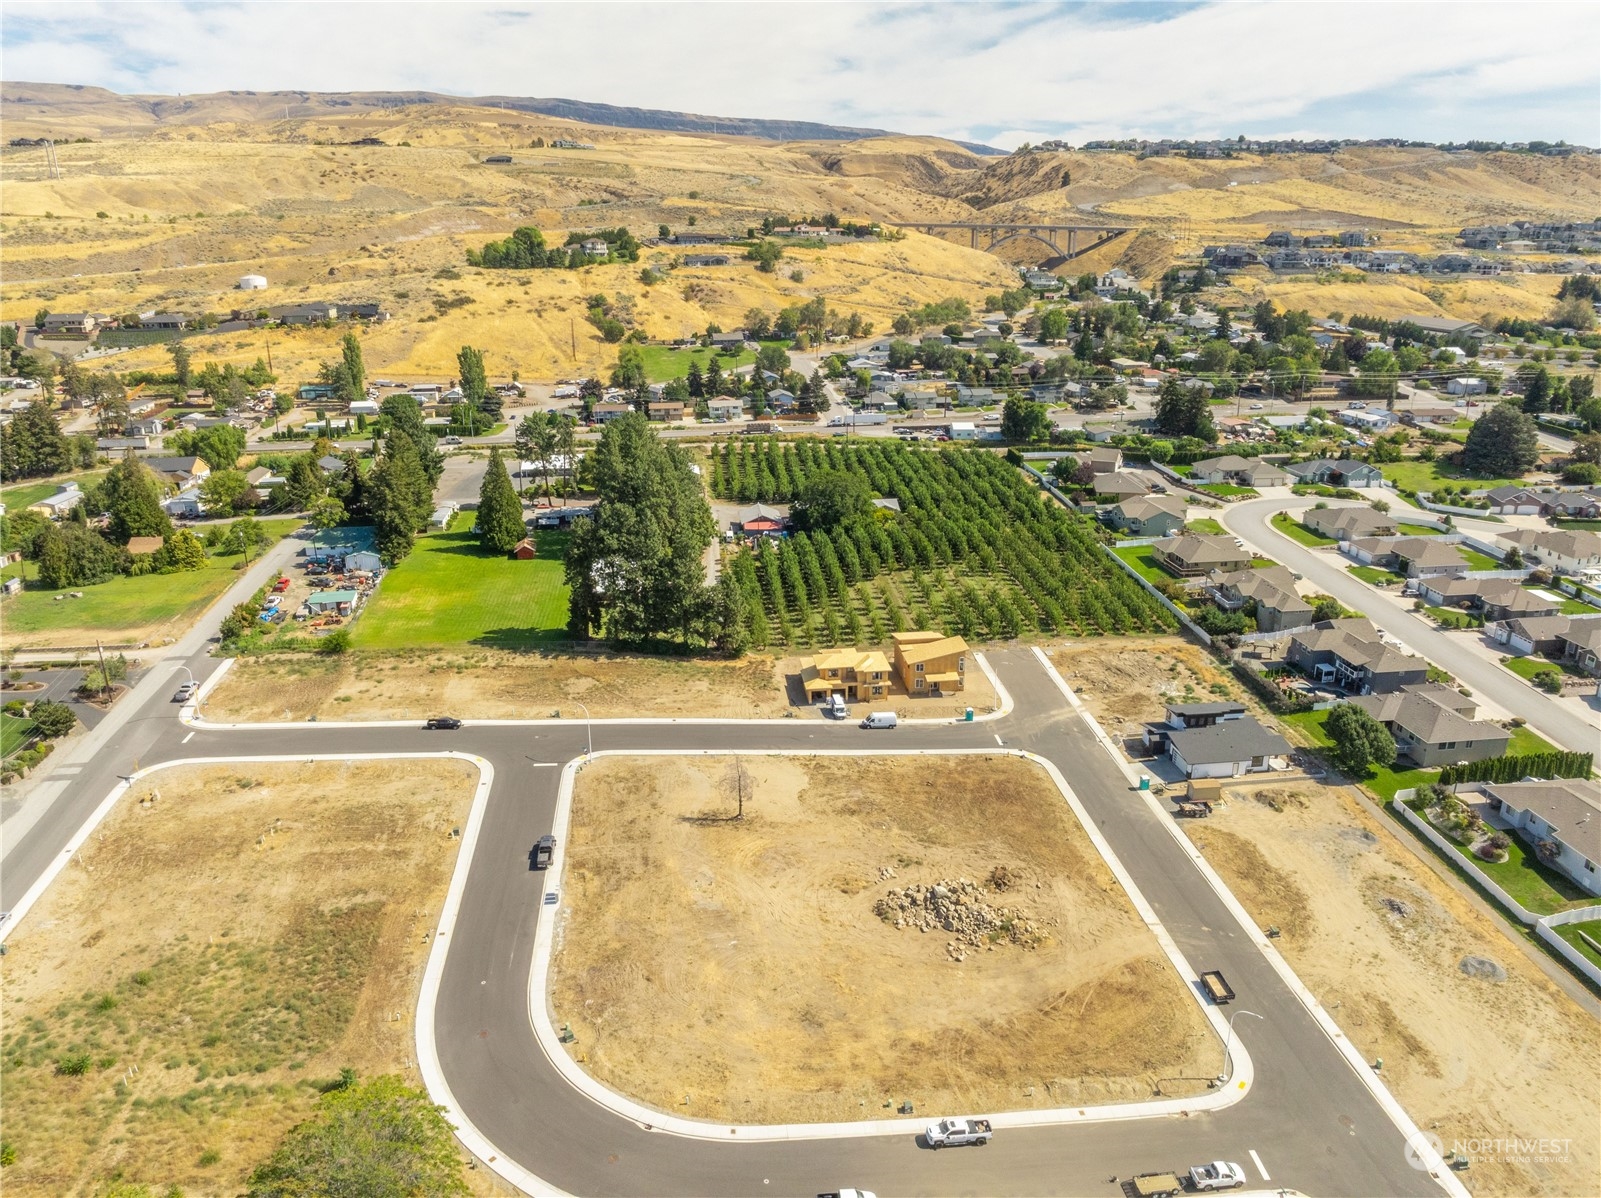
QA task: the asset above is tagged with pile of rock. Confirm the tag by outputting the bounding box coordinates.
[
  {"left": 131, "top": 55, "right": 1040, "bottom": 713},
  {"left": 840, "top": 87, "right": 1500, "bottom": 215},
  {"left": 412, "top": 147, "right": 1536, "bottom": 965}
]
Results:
[{"left": 874, "top": 877, "right": 1042, "bottom": 961}]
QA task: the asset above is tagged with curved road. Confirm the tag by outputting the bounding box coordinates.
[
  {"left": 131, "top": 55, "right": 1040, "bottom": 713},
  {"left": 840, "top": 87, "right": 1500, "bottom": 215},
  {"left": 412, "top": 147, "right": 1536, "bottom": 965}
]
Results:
[
  {"left": 1221, "top": 494, "right": 1599, "bottom": 754},
  {"left": 1, "top": 630, "right": 1459, "bottom": 1196}
]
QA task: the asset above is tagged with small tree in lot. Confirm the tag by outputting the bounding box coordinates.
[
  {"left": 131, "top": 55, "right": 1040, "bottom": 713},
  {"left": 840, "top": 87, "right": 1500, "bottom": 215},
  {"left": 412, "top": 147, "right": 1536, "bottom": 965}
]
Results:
[{"left": 726, "top": 756, "right": 752, "bottom": 820}]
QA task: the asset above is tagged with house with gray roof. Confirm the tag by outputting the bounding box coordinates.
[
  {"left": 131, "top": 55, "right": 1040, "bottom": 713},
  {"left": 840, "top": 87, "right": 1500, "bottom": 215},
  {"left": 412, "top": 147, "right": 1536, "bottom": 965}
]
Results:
[
  {"left": 1287, "top": 619, "right": 1428, "bottom": 694},
  {"left": 1416, "top": 576, "right": 1561, "bottom": 622},
  {"left": 1498, "top": 528, "right": 1601, "bottom": 575},
  {"left": 1164, "top": 716, "right": 1292, "bottom": 779},
  {"left": 1483, "top": 778, "right": 1601, "bottom": 896},
  {"left": 1348, "top": 685, "right": 1509, "bottom": 767},
  {"left": 1491, "top": 613, "right": 1583, "bottom": 656},
  {"left": 1091, "top": 471, "right": 1152, "bottom": 501},
  {"left": 1342, "top": 535, "right": 1464, "bottom": 578},
  {"left": 1285, "top": 459, "right": 1384, "bottom": 488},
  {"left": 1303, "top": 505, "right": 1398, "bottom": 542},
  {"left": 1104, "top": 494, "right": 1186, "bottom": 538},
  {"left": 1189, "top": 454, "right": 1288, "bottom": 488},
  {"left": 1558, "top": 619, "right": 1601, "bottom": 675},
  {"left": 1207, "top": 564, "right": 1314, "bottom": 634}
]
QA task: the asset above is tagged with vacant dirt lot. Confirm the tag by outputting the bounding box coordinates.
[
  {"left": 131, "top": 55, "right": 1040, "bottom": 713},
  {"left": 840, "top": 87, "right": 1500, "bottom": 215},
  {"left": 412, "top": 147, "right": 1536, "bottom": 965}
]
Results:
[
  {"left": 204, "top": 649, "right": 996, "bottom": 723},
  {"left": 1051, "top": 636, "right": 1242, "bottom": 735},
  {"left": 0, "top": 759, "right": 477, "bottom": 1197},
  {"left": 550, "top": 754, "right": 1215, "bottom": 1124},
  {"left": 1184, "top": 779, "right": 1601, "bottom": 1198}
]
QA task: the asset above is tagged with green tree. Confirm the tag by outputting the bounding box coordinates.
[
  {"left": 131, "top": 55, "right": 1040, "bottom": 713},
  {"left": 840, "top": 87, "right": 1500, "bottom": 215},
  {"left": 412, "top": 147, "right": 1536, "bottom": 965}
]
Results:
[
  {"left": 153, "top": 528, "right": 208, "bottom": 572},
  {"left": 1324, "top": 703, "right": 1397, "bottom": 777},
  {"left": 1463, "top": 401, "right": 1539, "bottom": 478},
  {"left": 792, "top": 469, "right": 872, "bottom": 531},
  {"left": 218, "top": 516, "right": 271, "bottom": 558},
  {"left": 755, "top": 343, "right": 791, "bottom": 378},
  {"left": 611, "top": 345, "right": 647, "bottom": 390},
  {"left": 283, "top": 453, "right": 328, "bottom": 510},
  {"left": 1038, "top": 307, "right": 1070, "bottom": 343},
  {"left": 200, "top": 468, "right": 251, "bottom": 515},
  {"left": 379, "top": 395, "right": 443, "bottom": 486},
  {"left": 246, "top": 1074, "right": 467, "bottom": 1198},
  {"left": 458, "top": 344, "right": 499, "bottom": 419},
  {"left": 476, "top": 448, "right": 525, "bottom": 554},
  {"left": 100, "top": 455, "right": 173, "bottom": 543},
  {"left": 1355, "top": 348, "right": 1399, "bottom": 399},
  {"left": 565, "top": 413, "right": 715, "bottom": 643},
  {"left": 1153, "top": 377, "right": 1215, "bottom": 441},
  {"left": 704, "top": 567, "right": 750, "bottom": 655},
  {"left": 166, "top": 340, "right": 193, "bottom": 386},
  {"left": 340, "top": 331, "right": 366, "bottom": 400},
  {"left": 0, "top": 400, "right": 71, "bottom": 481},
  {"left": 367, "top": 430, "right": 434, "bottom": 563},
  {"left": 167, "top": 423, "right": 246, "bottom": 472},
  {"left": 310, "top": 496, "right": 348, "bottom": 530},
  {"left": 1000, "top": 394, "right": 1051, "bottom": 442},
  {"left": 28, "top": 700, "right": 77, "bottom": 739},
  {"left": 34, "top": 522, "right": 119, "bottom": 587},
  {"left": 746, "top": 240, "right": 784, "bottom": 272}
]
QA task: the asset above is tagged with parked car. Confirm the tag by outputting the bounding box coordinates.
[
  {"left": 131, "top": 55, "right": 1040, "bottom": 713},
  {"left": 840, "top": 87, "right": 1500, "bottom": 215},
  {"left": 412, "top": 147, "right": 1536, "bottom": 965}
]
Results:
[
  {"left": 923, "top": 1117, "right": 991, "bottom": 1147},
  {"left": 425, "top": 716, "right": 463, "bottom": 730},
  {"left": 532, "top": 835, "right": 556, "bottom": 869},
  {"left": 442, "top": 435, "right": 463, "bottom": 445},
  {"left": 826, "top": 694, "right": 848, "bottom": 719},
  {"left": 272, "top": 576, "right": 292, "bottom": 593},
  {"left": 172, "top": 682, "right": 196, "bottom": 703}
]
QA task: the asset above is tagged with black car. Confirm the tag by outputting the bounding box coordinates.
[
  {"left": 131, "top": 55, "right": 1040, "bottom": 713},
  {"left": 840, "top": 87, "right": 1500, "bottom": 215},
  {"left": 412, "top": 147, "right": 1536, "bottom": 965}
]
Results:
[
  {"left": 532, "top": 835, "right": 556, "bottom": 870},
  {"left": 425, "top": 716, "right": 463, "bottom": 730}
]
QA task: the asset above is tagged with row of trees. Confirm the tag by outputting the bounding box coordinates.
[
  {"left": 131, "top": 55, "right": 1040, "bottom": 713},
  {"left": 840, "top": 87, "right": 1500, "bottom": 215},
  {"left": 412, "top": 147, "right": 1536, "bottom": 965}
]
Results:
[
  {"left": 0, "top": 400, "right": 97, "bottom": 481},
  {"left": 467, "top": 225, "right": 641, "bottom": 269}
]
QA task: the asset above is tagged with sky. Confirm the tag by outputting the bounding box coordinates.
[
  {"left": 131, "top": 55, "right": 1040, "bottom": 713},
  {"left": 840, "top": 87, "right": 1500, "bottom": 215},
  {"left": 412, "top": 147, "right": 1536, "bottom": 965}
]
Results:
[{"left": 4, "top": 1, "right": 1598, "bottom": 149}]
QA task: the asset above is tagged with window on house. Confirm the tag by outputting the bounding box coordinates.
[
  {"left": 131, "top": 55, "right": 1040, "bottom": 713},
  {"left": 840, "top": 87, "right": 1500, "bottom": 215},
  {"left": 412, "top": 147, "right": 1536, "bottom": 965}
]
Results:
[
  {"left": 915, "top": 663, "right": 924, "bottom": 672},
  {"left": 915, "top": 679, "right": 925, "bottom": 690}
]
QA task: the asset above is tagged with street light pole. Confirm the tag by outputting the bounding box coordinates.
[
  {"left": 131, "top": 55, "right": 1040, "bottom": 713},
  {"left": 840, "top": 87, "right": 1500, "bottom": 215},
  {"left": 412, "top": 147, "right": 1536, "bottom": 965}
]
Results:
[
  {"left": 1219, "top": 1008, "right": 1262, "bottom": 1084},
  {"left": 573, "top": 699, "right": 592, "bottom": 759}
]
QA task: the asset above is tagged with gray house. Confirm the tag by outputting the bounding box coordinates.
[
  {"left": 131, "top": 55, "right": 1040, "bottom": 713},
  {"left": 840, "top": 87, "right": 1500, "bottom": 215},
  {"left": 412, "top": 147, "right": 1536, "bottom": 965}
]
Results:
[
  {"left": 1303, "top": 505, "right": 1398, "bottom": 542},
  {"left": 1287, "top": 620, "right": 1429, "bottom": 694},
  {"left": 1484, "top": 779, "right": 1601, "bottom": 897},
  {"left": 1165, "top": 717, "right": 1292, "bottom": 779},
  {"left": 1347, "top": 685, "right": 1509, "bottom": 768},
  {"left": 1104, "top": 494, "right": 1186, "bottom": 538},
  {"left": 1208, "top": 565, "right": 1314, "bottom": 634},
  {"left": 1285, "top": 459, "right": 1385, "bottom": 488}
]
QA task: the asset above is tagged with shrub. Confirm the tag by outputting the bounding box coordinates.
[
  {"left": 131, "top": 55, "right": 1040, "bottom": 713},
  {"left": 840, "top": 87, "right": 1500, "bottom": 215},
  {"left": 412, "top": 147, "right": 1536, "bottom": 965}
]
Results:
[
  {"left": 317, "top": 629, "right": 352, "bottom": 655},
  {"left": 55, "top": 1053, "right": 92, "bottom": 1076},
  {"left": 1531, "top": 668, "right": 1563, "bottom": 693}
]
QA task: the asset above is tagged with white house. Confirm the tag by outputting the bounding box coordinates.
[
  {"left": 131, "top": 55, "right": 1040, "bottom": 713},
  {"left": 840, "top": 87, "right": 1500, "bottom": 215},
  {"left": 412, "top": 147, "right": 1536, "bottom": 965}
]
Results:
[
  {"left": 707, "top": 397, "right": 744, "bottom": 422},
  {"left": 579, "top": 238, "right": 609, "bottom": 256},
  {"left": 1498, "top": 528, "right": 1601, "bottom": 575},
  {"left": 344, "top": 550, "right": 383, "bottom": 572},
  {"left": 1446, "top": 377, "right": 1488, "bottom": 396},
  {"left": 349, "top": 399, "right": 380, "bottom": 417},
  {"left": 1337, "top": 408, "right": 1393, "bottom": 432},
  {"left": 162, "top": 487, "right": 204, "bottom": 518},
  {"left": 1164, "top": 717, "right": 1292, "bottom": 779},
  {"left": 27, "top": 483, "right": 84, "bottom": 519},
  {"left": 948, "top": 422, "right": 979, "bottom": 440}
]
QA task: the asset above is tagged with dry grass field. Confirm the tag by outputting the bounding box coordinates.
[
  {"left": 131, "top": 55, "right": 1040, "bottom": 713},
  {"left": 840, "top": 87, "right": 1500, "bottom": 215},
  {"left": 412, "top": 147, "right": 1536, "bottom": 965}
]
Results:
[
  {"left": 2, "top": 90, "right": 1592, "bottom": 384},
  {"left": 0, "top": 759, "right": 478, "bottom": 1197},
  {"left": 549, "top": 754, "right": 1217, "bottom": 1124},
  {"left": 1048, "top": 635, "right": 1601, "bottom": 1198}
]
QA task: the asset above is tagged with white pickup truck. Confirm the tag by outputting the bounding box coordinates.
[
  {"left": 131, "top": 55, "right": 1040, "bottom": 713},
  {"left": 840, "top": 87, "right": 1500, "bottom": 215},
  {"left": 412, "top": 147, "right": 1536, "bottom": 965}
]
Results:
[
  {"left": 923, "top": 1117, "right": 992, "bottom": 1147},
  {"left": 1189, "top": 1161, "right": 1247, "bottom": 1191}
]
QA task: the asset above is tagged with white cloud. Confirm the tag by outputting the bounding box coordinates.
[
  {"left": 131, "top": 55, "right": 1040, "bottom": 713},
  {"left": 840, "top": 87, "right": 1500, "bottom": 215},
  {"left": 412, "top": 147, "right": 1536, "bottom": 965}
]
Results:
[{"left": 3, "top": 1, "right": 1595, "bottom": 147}]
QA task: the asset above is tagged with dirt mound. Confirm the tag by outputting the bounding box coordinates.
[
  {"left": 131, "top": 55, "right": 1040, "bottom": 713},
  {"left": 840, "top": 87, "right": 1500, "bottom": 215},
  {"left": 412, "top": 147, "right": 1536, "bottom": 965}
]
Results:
[{"left": 1458, "top": 955, "right": 1507, "bottom": 982}]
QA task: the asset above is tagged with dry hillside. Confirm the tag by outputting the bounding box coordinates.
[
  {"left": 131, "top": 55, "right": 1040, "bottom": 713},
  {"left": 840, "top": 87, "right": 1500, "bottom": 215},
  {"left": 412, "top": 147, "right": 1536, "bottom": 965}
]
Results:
[{"left": 1, "top": 89, "right": 1593, "bottom": 381}]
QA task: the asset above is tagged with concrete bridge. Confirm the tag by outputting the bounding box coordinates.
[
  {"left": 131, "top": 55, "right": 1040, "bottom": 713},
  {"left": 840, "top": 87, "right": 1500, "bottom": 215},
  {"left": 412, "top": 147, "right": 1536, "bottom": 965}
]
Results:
[{"left": 891, "top": 221, "right": 1135, "bottom": 267}]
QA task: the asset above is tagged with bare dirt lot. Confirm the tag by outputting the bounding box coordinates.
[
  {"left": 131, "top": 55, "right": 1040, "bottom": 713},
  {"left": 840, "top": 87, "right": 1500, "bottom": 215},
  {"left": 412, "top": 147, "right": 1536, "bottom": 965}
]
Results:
[
  {"left": 0, "top": 759, "right": 477, "bottom": 1197},
  {"left": 1051, "top": 636, "right": 1240, "bottom": 736},
  {"left": 1185, "top": 780, "right": 1601, "bottom": 1198},
  {"left": 203, "top": 648, "right": 997, "bottom": 723},
  {"left": 549, "top": 754, "right": 1216, "bottom": 1124}
]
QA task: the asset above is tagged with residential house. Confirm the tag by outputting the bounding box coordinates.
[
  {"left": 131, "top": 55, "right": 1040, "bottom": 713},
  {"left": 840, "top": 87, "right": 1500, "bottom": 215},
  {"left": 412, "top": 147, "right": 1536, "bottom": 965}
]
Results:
[
  {"left": 127, "top": 416, "right": 164, "bottom": 436},
  {"left": 139, "top": 312, "right": 190, "bottom": 330},
  {"left": 349, "top": 399, "right": 380, "bottom": 417},
  {"left": 245, "top": 465, "right": 285, "bottom": 502},
  {"left": 1303, "top": 505, "right": 1398, "bottom": 541},
  {"left": 1406, "top": 315, "right": 1487, "bottom": 339},
  {"left": 683, "top": 254, "right": 731, "bottom": 267},
  {"left": 800, "top": 648, "right": 893, "bottom": 703},
  {"left": 707, "top": 396, "right": 744, "bottom": 422},
  {"left": 1208, "top": 565, "right": 1315, "bottom": 634},
  {"left": 306, "top": 589, "right": 359, "bottom": 616},
  {"left": 1399, "top": 407, "right": 1460, "bottom": 426},
  {"left": 1498, "top": 528, "right": 1601, "bottom": 575},
  {"left": 1484, "top": 486, "right": 1548, "bottom": 516},
  {"left": 1482, "top": 779, "right": 1601, "bottom": 897},
  {"left": 97, "top": 436, "right": 152, "bottom": 453},
  {"left": 1150, "top": 533, "right": 1251, "bottom": 577},
  {"left": 1342, "top": 535, "right": 1464, "bottom": 578},
  {"left": 1076, "top": 447, "right": 1123, "bottom": 475},
  {"left": 1141, "top": 699, "right": 1248, "bottom": 751},
  {"left": 591, "top": 401, "right": 632, "bottom": 423},
  {"left": 1104, "top": 494, "right": 1187, "bottom": 538},
  {"left": 647, "top": 400, "right": 687, "bottom": 422},
  {"left": 579, "top": 238, "right": 609, "bottom": 257},
  {"left": 1284, "top": 459, "right": 1385, "bottom": 488},
  {"left": 1189, "top": 454, "right": 1288, "bottom": 487},
  {"left": 1557, "top": 619, "right": 1601, "bottom": 675},
  {"left": 161, "top": 487, "right": 204, "bottom": 518},
  {"left": 1415, "top": 576, "right": 1560, "bottom": 622},
  {"left": 1445, "top": 376, "right": 1488, "bottom": 396},
  {"left": 710, "top": 330, "right": 748, "bottom": 350},
  {"left": 1092, "top": 471, "right": 1153, "bottom": 502},
  {"left": 1348, "top": 685, "right": 1509, "bottom": 767},
  {"left": 142, "top": 456, "right": 212, "bottom": 486},
  {"left": 342, "top": 302, "right": 390, "bottom": 321},
  {"left": 40, "top": 312, "right": 98, "bottom": 335},
  {"left": 1286, "top": 619, "right": 1429, "bottom": 694},
  {"left": 890, "top": 630, "right": 968, "bottom": 697},
  {"left": 765, "top": 389, "right": 797, "bottom": 413},
  {"left": 731, "top": 504, "right": 787, "bottom": 538},
  {"left": 27, "top": 484, "right": 84, "bottom": 519},
  {"left": 1338, "top": 408, "right": 1393, "bottom": 433},
  {"left": 1491, "top": 614, "right": 1583, "bottom": 656},
  {"left": 317, "top": 454, "right": 346, "bottom": 474},
  {"left": 1164, "top": 716, "right": 1292, "bottom": 779},
  {"left": 1548, "top": 489, "right": 1601, "bottom": 519},
  {"left": 861, "top": 391, "right": 899, "bottom": 411},
  {"left": 273, "top": 303, "right": 338, "bottom": 325}
]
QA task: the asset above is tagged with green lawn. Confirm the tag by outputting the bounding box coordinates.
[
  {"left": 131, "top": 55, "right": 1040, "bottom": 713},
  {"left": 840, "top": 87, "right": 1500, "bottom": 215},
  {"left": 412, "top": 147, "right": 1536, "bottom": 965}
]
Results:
[
  {"left": 1551, "top": 519, "right": 1601, "bottom": 532},
  {"left": 0, "top": 712, "right": 39, "bottom": 759},
  {"left": 1280, "top": 710, "right": 1436, "bottom": 801},
  {"left": 1501, "top": 655, "right": 1577, "bottom": 682},
  {"left": 1395, "top": 522, "right": 1440, "bottom": 536},
  {"left": 1378, "top": 459, "right": 1522, "bottom": 495},
  {"left": 0, "top": 471, "right": 106, "bottom": 511},
  {"left": 635, "top": 343, "right": 758, "bottom": 384},
  {"left": 1434, "top": 817, "right": 1593, "bottom": 915},
  {"left": 1505, "top": 725, "right": 1560, "bottom": 756},
  {"left": 1427, "top": 605, "right": 1480, "bottom": 629},
  {"left": 351, "top": 513, "right": 571, "bottom": 650},
  {"left": 1195, "top": 483, "right": 1259, "bottom": 499},
  {"left": 1347, "top": 564, "right": 1400, "bottom": 587},
  {"left": 1186, "top": 517, "right": 1226, "bottom": 535},
  {"left": 1456, "top": 547, "right": 1503, "bottom": 571},
  {"left": 1552, "top": 921, "right": 1601, "bottom": 968},
  {"left": 3, "top": 518, "right": 302, "bottom": 648},
  {"left": 1113, "top": 545, "right": 1174, "bottom": 588},
  {"left": 1272, "top": 511, "right": 1335, "bottom": 546}
]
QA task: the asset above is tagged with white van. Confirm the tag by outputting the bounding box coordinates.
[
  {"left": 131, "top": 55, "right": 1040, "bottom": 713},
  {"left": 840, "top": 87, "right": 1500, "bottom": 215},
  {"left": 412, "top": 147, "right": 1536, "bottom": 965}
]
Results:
[
  {"left": 827, "top": 694, "right": 848, "bottom": 719},
  {"left": 860, "top": 712, "right": 897, "bottom": 729}
]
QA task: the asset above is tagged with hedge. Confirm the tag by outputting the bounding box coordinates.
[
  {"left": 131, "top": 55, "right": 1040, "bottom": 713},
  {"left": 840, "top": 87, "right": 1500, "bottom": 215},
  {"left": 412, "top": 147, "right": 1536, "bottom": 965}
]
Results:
[{"left": 1440, "top": 751, "right": 1594, "bottom": 786}]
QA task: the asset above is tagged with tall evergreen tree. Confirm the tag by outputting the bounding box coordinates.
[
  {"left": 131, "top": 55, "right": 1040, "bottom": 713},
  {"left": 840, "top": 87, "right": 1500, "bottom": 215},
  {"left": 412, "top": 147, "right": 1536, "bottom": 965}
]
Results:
[
  {"left": 458, "top": 345, "right": 498, "bottom": 418},
  {"left": 100, "top": 455, "right": 173, "bottom": 543},
  {"left": 1464, "top": 401, "right": 1539, "bottom": 477},
  {"left": 0, "top": 399, "right": 71, "bottom": 481},
  {"left": 564, "top": 414, "right": 715, "bottom": 643},
  {"left": 340, "top": 331, "right": 366, "bottom": 401},
  {"left": 686, "top": 360, "right": 705, "bottom": 398},
  {"left": 367, "top": 430, "right": 434, "bottom": 563},
  {"left": 476, "top": 448, "right": 525, "bottom": 554}
]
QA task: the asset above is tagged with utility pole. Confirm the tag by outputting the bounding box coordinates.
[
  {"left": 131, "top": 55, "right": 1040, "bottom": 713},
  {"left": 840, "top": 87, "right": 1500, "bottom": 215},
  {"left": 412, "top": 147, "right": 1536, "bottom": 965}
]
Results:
[
  {"left": 569, "top": 319, "right": 576, "bottom": 362},
  {"left": 95, "top": 639, "right": 109, "bottom": 699}
]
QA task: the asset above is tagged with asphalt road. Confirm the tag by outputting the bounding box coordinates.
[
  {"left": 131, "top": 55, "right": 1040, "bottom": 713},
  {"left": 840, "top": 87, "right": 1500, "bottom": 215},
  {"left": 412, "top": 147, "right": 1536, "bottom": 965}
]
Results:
[
  {"left": 0, "top": 634, "right": 1455, "bottom": 1198},
  {"left": 1220, "top": 495, "right": 1599, "bottom": 754}
]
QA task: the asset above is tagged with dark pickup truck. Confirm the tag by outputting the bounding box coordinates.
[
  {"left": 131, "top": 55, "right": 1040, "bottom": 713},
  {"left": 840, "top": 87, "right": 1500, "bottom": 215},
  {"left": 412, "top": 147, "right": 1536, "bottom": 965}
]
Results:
[{"left": 532, "top": 835, "right": 556, "bottom": 870}]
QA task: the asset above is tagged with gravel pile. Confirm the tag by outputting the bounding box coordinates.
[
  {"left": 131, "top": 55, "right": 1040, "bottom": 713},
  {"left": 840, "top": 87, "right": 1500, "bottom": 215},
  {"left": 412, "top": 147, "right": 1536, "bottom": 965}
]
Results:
[{"left": 874, "top": 877, "right": 1042, "bottom": 961}]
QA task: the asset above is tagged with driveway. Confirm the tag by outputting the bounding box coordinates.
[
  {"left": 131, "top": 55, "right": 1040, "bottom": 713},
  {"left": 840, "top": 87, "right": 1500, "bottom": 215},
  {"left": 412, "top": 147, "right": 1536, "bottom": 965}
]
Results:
[{"left": 1221, "top": 494, "right": 1600, "bottom": 753}]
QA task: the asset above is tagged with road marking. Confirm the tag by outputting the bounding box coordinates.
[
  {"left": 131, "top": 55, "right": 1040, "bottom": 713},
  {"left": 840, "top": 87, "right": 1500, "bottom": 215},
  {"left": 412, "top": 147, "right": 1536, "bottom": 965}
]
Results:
[
  {"left": 993, "top": 733, "right": 1003, "bottom": 746},
  {"left": 182, "top": 731, "right": 195, "bottom": 744},
  {"left": 527, "top": 762, "right": 558, "bottom": 767},
  {"left": 1249, "top": 1148, "right": 1270, "bottom": 1180}
]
